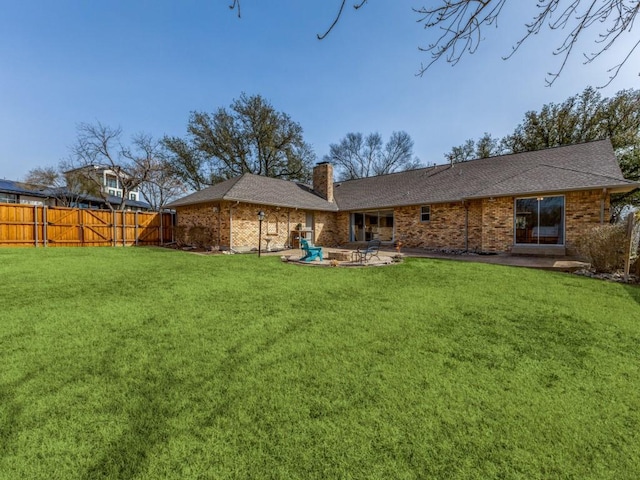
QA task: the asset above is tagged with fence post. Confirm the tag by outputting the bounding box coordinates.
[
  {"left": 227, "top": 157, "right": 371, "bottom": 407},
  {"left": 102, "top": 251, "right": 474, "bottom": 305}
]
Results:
[
  {"left": 34, "top": 205, "right": 39, "bottom": 247},
  {"left": 79, "top": 209, "right": 84, "bottom": 246},
  {"left": 623, "top": 213, "right": 635, "bottom": 282},
  {"left": 43, "top": 206, "right": 48, "bottom": 247},
  {"left": 122, "top": 211, "right": 126, "bottom": 246},
  {"left": 160, "top": 211, "right": 164, "bottom": 244},
  {"left": 135, "top": 210, "right": 139, "bottom": 246},
  {"left": 112, "top": 210, "right": 117, "bottom": 247}
]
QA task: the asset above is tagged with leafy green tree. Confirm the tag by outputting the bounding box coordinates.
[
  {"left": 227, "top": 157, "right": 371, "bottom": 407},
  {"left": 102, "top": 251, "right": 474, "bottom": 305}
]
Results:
[
  {"left": 163, "top": 93, "right": 315, "bottom": 189},
  {"left": 445, "top": 87, "right": 640, "bottom": 216},
  {"left": 324, "top": 131, "right": 421, "bottom": 181},
  {"left": 446, "top": 133, "right": 503, "bottom": 163}
]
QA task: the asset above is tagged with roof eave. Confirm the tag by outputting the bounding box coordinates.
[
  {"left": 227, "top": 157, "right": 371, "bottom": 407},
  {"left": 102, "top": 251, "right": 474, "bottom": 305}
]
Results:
[{"left": 464, "top": 182, "right": 639, "bottom": 200}]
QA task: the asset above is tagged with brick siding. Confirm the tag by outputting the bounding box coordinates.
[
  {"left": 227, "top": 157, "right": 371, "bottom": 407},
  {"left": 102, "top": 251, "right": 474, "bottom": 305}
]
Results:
[{"left": 176, "top": 188, "right": 609, "bottom": 254}]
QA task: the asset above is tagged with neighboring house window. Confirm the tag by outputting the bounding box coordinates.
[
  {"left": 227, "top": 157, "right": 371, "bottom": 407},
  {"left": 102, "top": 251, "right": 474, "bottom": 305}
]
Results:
[
  {"left": 108, "top": 189, "right": 116, "bottom": 196},
  {"left": 116, "top": 191, "right": 122, "bottom": 197},
  {"left": 420, "top": 205, "right": 431, "bottom": 222},
  {"left": 0, "top": 193, "right": 18, "bottom": 203},
  {"left": 106, "top": 177, "right": 118, "bottom": 188},
  {"left": 129, "top": 193, "right": 136, "bottom": 200}
]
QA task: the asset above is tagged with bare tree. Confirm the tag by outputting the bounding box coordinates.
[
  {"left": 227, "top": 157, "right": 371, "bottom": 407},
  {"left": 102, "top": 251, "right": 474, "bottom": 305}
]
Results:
[
  {"left": 23, "top": 161, "right": 100, "bottom": 207},
  {"left": 229, "top": 1, "right": 639, "bottom": 86},
  {"left": 69, "top": 122, "right": 160, "bottom": 211},
  {"left": 138, "top": 157, "right": 188, "bottom": 211},
  {"left": 324, "top": 131, "right": 421, "bottom": 181},
  {"left": 415, "top": 0, "right": 640, "bottom": 86}
]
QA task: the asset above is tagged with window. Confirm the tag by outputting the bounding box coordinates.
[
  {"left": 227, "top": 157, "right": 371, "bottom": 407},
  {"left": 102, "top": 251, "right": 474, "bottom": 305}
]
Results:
[
  {"left": 129, "top": 193, "right": 136, "bottom": 200},
  {"left": 515, "top": 196, "right": 564, "bottom": 245},
  {"left": 420, "top": 205, "right": 431, "bottom": 222},
  {"left": 350, "top": 210, "right": 394, "bottom": 242},
  {"left": 0, "top": 193, "right": 18, "bottom": 204},
  {"left": 105, "top": 176, "right": 118, "bottom": 188},
  {"left": 108, "top": 189, "right": 116, "bottom": 196}
]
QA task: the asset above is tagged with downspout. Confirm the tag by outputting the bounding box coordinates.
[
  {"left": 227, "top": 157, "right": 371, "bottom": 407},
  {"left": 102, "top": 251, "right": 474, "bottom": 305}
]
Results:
[
  {"left": 464, "top": 201, "right": 469, "bottom": 252},
  {"left": 229, "top": 205, "right": 233, "bottom": 252},
  {"left": 600, "top": 188, "right": 607, "bottom": 224},
  {"left": 229, "top": 201, "right": 240, "bottom": 252},
  {"left": 217, "top": 203, "right": 222, "bottom": 247}
]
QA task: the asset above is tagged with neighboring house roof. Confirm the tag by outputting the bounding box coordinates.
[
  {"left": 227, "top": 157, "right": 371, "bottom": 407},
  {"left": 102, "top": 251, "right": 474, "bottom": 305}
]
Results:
[
  {"left": 167, "top": 173, "right": 339, "bottom": 211},
  {"left": 0, "top": 179, "right": 151, "bottom": 209},
  {"left": 333, "top": 139, "right": 637, "bottom": 210},
  {"left": 0, "top": 179, "right": 49, "bottom": 197}
]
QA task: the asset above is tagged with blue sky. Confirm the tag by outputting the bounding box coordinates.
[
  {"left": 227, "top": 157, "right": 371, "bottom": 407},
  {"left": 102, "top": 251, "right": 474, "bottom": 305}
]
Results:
[{"left": 1, "top": 1, "right": 638, "bottom": 181}]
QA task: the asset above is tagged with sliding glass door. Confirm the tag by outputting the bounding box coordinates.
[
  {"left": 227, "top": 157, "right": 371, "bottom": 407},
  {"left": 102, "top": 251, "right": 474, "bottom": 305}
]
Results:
[
  {"left": 351, "top": 210, "right": 394, "bottom": 242},
  {"left": 515, "top": 196, "right": 564, "bottom": 245}
]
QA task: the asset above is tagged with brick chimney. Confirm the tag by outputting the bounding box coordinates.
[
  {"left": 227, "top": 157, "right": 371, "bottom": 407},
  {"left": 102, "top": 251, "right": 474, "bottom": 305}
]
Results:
[{"left": 313, "top": 162, "right": 334, "bottom": 203}]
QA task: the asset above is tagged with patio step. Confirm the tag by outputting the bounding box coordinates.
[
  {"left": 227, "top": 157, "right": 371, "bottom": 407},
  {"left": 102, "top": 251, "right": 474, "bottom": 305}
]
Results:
[{"left": 511, "top": 245, "right": 566, "bottom": 256}]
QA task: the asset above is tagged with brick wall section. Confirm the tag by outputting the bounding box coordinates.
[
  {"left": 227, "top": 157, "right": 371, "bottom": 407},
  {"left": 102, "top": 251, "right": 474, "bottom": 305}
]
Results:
[
  {"left": 176, "top": 188, "right": 609, "bottom": 254},
  {"left": 314, "top": 211, "right": 340, "bottom": 246},
  {"left": 467, "top": 200, "right": 483, "bottom": 251},
  {"left": 394, "top": 202, "right": 468, "bottom": 249},
  {"left": 481, "top": 197, "right": 514, "bottom": 252},
  {"left": 565, "top": 189, "right": 608, "bottom": 254},
  {"left": 174, "top": 202, "right": 221, "bottom": 246},
  {"left": 176, "top": 201, "right": 340, "bottom": 251}
]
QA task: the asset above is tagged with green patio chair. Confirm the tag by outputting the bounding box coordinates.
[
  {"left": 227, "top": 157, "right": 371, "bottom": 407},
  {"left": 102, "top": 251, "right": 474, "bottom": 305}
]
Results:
[{"left": 300, "top": 238, "right": 323, "bottom": 262}]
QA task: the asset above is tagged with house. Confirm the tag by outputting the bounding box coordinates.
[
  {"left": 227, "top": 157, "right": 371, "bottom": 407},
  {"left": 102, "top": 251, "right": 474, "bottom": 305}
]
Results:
[
  {"left": 0, "top": 179, "right": 53, "bottom": 205},
  {"left": 166, "top": 140, "right": 638, "bottom": 255},
  {"left": 0, "top": 178, "right": 150, "bottom": 211},
  {"left": 64, "top": 165, "right": 142, "bottom": 202}
]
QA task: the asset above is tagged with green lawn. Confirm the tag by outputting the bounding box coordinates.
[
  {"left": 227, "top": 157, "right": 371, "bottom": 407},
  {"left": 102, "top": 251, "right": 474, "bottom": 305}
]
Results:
[{"left": 1, "top": 247, "right": 639, "bottom": 479}]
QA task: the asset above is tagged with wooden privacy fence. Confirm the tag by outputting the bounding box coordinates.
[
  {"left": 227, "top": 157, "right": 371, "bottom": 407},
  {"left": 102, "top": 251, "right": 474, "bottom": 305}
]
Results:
[{"left": 0, "top": 203, "right": 174, "bottom": 247}]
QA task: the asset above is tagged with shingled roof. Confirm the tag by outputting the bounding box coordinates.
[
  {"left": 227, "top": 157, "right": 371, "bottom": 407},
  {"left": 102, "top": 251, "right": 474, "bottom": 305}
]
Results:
[
  {"left": 332, "top": 139, "right": 637, "bottom": 210},
  {"left": 167, "top": 140, "right": 638, "bottom": 211},
  {"left": 167, "top": 173, "right": 338, "bottom": 211}
]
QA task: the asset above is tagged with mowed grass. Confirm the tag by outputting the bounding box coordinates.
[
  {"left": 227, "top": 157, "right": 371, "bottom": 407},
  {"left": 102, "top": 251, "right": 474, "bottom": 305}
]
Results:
[{"left": 1, "top": 247, "right": 639, "bottom": 480}]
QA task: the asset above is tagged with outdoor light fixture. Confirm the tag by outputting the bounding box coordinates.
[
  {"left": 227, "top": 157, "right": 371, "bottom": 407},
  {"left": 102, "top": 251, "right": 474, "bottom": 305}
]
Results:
[{"left": 257, "top": 210, "right": 265, "bottom": 257}]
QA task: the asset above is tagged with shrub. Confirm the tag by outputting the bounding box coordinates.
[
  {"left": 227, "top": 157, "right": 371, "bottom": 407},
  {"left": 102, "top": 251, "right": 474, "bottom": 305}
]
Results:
[
  {"left": 576, "top": 224, "right": 628, "bottom": 273},
  {"left": 173, "top": 225, "right": 188, "bottom": 247},
  {"left": 188, "top": 225, "right": 214, "bottom": 249}
]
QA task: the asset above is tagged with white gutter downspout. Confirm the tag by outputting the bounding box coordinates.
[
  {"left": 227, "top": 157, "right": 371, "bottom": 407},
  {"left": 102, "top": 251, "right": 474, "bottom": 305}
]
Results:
[
  {"left": 229, "top": 201, "right": 240, "bottom": 252},
  {"left": 464, "top": 201, "right": 469, "bottom": 251},
  {"left": 600, "top": 188, "right": 607, "bottom": 224}
]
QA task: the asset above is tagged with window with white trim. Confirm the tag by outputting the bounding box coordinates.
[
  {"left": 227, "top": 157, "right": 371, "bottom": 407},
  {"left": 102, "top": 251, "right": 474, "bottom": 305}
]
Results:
[
  {"left": 420, "top": 205, "right": 431, "bottom": 222},
  {"left": 0, "top": 193, "right": 18, "bottom": 204}
]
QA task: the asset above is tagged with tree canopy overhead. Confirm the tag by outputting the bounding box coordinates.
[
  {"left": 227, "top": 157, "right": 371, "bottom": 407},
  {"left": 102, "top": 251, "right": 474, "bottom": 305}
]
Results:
[
  {"left": 229, "top": 1, "right": 639, "bottom": 85},
  {"left": 445, "top": 86, "right": 640, "bottom": 215},
  {"left": 163, "top": 93, "right": 315, "bottom": 190}
]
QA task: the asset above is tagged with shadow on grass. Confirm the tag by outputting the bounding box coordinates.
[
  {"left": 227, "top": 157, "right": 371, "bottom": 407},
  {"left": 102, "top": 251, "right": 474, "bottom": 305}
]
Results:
[
  {"left": 0, "top": 372, "right": 36, "bottom": 458},
  {"left": 82, "top": 350, "right": 176, "bottom": 480},
  {"left": 623, "top": 283, "right": 640, "bottom": 306}
]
